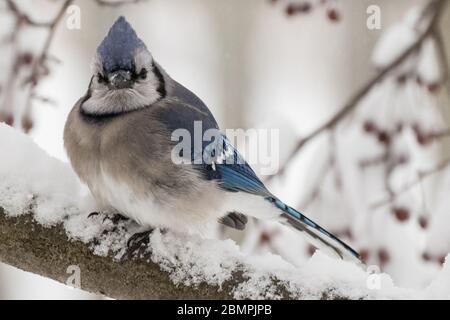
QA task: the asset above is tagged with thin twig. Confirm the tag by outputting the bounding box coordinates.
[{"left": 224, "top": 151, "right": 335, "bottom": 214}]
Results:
[
  {"left": 21, "top": 0, "right": 74, "bottom": 120},
  {"left": 359, "top": 153, "right": 389, "bottom": 169},
  {"left": 5, "top": 0, "right": 53, "bottom": 27},
  {"left": 432, "top": 128, "right": 450, "bottom": 140},
  {"left": 371, "top": 157, "right": 450, "bottom": 209},
  {"left": 430, "top": 25, "right": 450, "bottom": 88},
  {"left": 299, "top": 130, "right": 338, "bottom": 209},
  {"left": 25, "top": 0, "right": 74, "bottom": 85}
]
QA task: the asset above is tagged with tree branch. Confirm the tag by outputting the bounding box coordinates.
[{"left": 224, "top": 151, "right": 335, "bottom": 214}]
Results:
[
  {"left": 370, "top": 157, "right": 450, "bottom": 209},
  {"left": 0, "top": 206, "right": 368, "bottom": 300},
  {"left": 266, "top": 0, "right": 447, "bottom": 182},
  {"left": 0, "top": 208, "right": 239, "bottom": 299}
]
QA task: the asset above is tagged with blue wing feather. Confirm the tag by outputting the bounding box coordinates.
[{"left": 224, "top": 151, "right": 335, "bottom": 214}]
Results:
[{"left": 199, "top": 134, "right": 271, "bottom": 197}]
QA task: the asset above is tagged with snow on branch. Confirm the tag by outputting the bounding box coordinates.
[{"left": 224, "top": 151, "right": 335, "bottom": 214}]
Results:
[{"left": 0, "top": 123, "right": 450, "bottom": 299}]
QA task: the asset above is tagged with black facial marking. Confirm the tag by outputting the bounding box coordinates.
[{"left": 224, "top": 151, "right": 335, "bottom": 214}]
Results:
[
  {"left": 97, "top": 73, "right": 107, "bottom": 84},
  {"left": 152, "top": 62, "right": 166, "bottom": 98},
  {"left": 139, "top": 68, "right": 147, "bottom": 80},
  {"left": 80, "top": 105, "right": 121, "bottom": 123}
]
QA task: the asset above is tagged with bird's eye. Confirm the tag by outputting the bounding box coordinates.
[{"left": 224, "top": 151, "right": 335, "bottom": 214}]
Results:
[
  {"left": 139, "top": 68, "right": 147, "bottom": 80},
  {"left": 97, "top": 73, "right": 106, "bottom": 84}
]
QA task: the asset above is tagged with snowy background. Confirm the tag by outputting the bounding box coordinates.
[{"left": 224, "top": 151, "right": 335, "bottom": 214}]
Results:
[{"left": 0, "top": 0, "right": 450, "bottom": 299}]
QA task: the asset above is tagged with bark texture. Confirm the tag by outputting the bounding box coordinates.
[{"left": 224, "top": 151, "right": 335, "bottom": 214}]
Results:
[{"left": 0, "top": 207, "right": 239, "bottom": 299}]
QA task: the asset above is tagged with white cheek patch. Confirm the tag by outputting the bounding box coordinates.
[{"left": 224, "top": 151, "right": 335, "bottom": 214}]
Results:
[{"left": 82, "top": 77, "right": 161, "bottom": 115}]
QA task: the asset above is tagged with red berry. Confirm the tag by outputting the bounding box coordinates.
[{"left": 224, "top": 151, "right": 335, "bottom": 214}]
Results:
[
  {"left": 307, "top": 245, "right": 316, "bottom": 256},
  {"left": 378, "top": 248, "right": 390, "bottom": 265},
  {"left": 377, "top": 131, "right": 391, "bottom": 145},
  {"left": 259, "top": 231, "right": 272, "bottom": 245},
  {"left": 286, "top": 4, "right": 297, "bottom": 16},
  {"left": 416, "top": 132, "right": 433, "bottom": 146},
  {"left": 427, "top": 83, "right": 441, "bottom": 93},
  {"left": 286, "top": 2, "right": 312, "bottom": 16},
  {"left": 19, "top": 52, "right": 33, "bottom": 65},
  {"left": 393, "top": 207, "right": 410, "bottom": 222},
  {"left": 418, "top": 216, "right": 429, "bottom": 229},
  {"left": 359, "top": 249, "right": 370, "bottom": 263},
  {"left": 327, "top": 8, "right": 340, "bottom": 22},
  {"left": 22, "top": 116, "right": 34, "bottom": 133},
  {"left": 0, "top": 112, "right": 14, "bottom": 126},
  {"left": 422, "top": 252, "right": 432, "bottom": 261},
  {"left": 363, "top": 121, "right": 376, "bottom": 133}
]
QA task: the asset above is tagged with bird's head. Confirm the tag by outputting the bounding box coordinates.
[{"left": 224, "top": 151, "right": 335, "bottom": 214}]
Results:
[{"left": 82, "top": 16, "right": 165, "bottom": 116}]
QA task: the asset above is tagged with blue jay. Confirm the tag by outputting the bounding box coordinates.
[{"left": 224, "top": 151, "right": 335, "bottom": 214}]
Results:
[{"left": 64, "top": 17, "right": 360, "bottom": 262}]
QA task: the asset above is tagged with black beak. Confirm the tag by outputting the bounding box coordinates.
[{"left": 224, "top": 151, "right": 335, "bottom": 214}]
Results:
[{"left": 108, "top": 70, "right": 133, "bottom": 89}]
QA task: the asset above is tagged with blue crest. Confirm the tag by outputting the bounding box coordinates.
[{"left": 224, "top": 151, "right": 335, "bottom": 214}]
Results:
[{"left": 97, "top": 16, "right": 146, "bottom": 73}]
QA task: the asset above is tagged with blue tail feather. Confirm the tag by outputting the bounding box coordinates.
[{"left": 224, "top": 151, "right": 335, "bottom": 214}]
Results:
[{"left": 267, "top": 197, "right": 361, "bottom": 262}]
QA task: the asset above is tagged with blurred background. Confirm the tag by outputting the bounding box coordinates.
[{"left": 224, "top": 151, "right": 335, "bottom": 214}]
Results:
[{"left": 0, "top": 0, "right": 449, "bottom": 299}]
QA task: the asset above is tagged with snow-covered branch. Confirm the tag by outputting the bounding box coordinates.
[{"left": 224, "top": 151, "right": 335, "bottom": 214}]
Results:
[
  {"left": 0, "top": 209, "right": 245, "bottom": 299},
  {"left": 0, "top": 123, "right": 357, "bottom": 299},
  {"left": 1, "top": 123, "right": 450, "bottom": 299}
]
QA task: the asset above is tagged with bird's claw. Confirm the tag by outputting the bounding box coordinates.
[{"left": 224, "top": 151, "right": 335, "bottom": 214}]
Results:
[
  {"left": 104, "top": 213, "right": 128, "bottom": 225},
  {"left": 127, "top": 230, "right": 153, "bottom": 248},
  {"left": 125, "top": 229, "right": 154, "bottom": 259},
  {"left": 89, "top": 212, "right": 129, "bottom": 248},
  {"left": 219, "top": 212, "right": 248, "bottom": 230},
  {"left": 88, "top": 211, "right": 99, "bottom": 219},
  {"left": 88, "top": 212, "right": 129, "bottom": 225}
]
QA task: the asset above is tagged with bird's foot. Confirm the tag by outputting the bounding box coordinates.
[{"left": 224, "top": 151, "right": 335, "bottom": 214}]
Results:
[
  {"left": 219, "top": 212, "right": 248, "bottom": 230},
  {"left": 88, "top": 211, "right": 100, "bottom": 218},
  {"left": 127, "top": 230, "right": 153, "bottom": 248},
  {"left": 88, "top": 211, "right": 129, "bottom": 225},
  {"left": 125, "top": 229, "right": 155, "bottom": 259},
  {"left": 88, "top": 212, "right": 130, "bottom": 248},
  {"left": 105, "top": 213, "right": 129, "bottom": 225}
]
